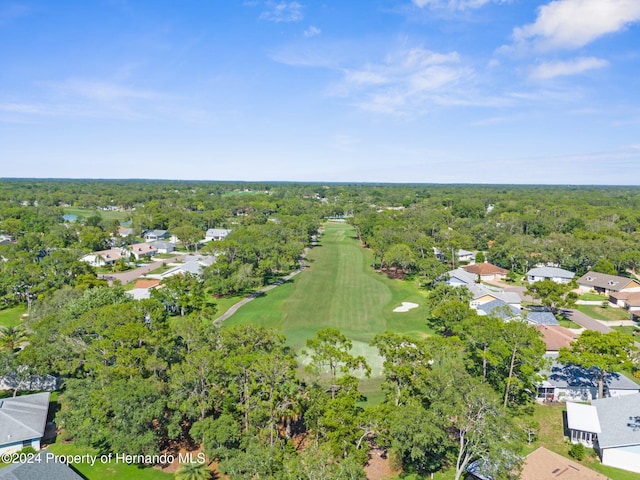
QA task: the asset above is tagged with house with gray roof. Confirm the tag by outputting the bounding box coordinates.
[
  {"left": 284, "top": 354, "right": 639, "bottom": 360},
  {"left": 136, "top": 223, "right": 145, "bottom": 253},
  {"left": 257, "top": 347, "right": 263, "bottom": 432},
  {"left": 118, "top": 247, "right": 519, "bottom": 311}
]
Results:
[
  {"left": 159, "top": 254, "right": 215, "bottom": 279},
  {"left": 445, "top": 268, "right": 477, "bottom": 287},
  {"left": 591, "top": 394, "right": 640, "bottom": 474},
  {"left": 0, "top": 452, "right": 83, "bottom": 480},
  {"left": 205, "top": 228, "right": 232, "bottom": 241},
  {"left": 475, "top": 299, "right": 558, "bottom": 326},
  {"left": 577, "top": 272, "right": 640, "bottom": 295},
  {"left": 536, "top": 361, "right": 640, "bottom": 403},
  {"left": 526, "top": 266, "right": 575, "bottom": 284},
  {"left": 142, "top": 229, "right": 169, "bottom": 241},
  {"left": 0, "top": 392, "right": 49, "bottom": 455},
  {"left": 149, "top": 240, "right": 175, "bottom": 254}
]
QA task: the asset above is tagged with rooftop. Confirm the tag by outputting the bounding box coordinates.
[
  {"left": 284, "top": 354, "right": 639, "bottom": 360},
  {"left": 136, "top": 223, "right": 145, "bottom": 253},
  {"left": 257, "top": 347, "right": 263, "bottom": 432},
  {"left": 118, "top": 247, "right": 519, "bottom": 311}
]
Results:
[
  {"left": 520, "top": 447, "right": 609, "bottom": 480},
  {"left": 592, "top": 394, "right": 640, "bottom": 449},
  {"left": 577, "top": 272, "right": 639, "bottom": 291},
  {"left": 566, "top": 401, "right": 601, "bottom": 434},
  {"left": 462, "top": 262, "right": 508, "bottom": 276},
  {"left": 0, "top": 392, "right": 50, "bottom": 447},
  {"left": 527, "top": 267, "right": 575, "bottom": 279}
]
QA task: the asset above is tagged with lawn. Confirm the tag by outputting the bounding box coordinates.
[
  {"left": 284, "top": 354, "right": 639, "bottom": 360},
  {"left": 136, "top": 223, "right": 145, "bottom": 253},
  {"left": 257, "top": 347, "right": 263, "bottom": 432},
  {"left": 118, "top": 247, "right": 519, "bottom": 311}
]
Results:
[
  {"left": 225, "top": 222, "right": 430, "bottom": 350},
  {"left": 580, "top": 292, "right": 608, "bottom": 301},
  {"left": 225, "top": 223, "right": 431, "bottom": 396},
  {"left": 576, "top": 305, "right": 630, "bottom": 321},
  {"left": 63, "top": 207, "right": 130, "bottom": 223},
  {"left": 45, "top": 443, "right": 173, "bottom": 480},
  {"left": 0, "top": 306, "right": 27, "bottom": 328},
  {"left": 557, "top": 318, "right": 582, "bottom": 329}
]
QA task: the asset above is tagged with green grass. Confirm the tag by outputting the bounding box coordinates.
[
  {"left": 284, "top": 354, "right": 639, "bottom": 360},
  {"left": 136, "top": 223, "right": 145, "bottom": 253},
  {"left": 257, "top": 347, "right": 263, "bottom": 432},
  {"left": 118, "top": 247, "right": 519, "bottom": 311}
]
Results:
[
  {"left": 44, "top": 443, "right": 173, "bottom": 480},
  {"left": 612, "top": 325, "right": 639, "bottom": 336},
  {"left": 210, "top": 293, "right": 251, "bottom": 320},
  {"left": 63, "top": 207, "right": 130, "bottom": 222},
  {"left": 579, "top": 293, "right": 607, "bottom": 301},
  {"left": 0, "top": 306, "right": 27, "bottom": 328},
  {"left": 557, "top": 318, "right": 582, "bottom": 329},
  {"left": 576, "top": 305, "right": 630, "bottom": 321},
  {"left": 225, "top": 223, "right": 431, "bottom": 397},
  {"left": 226, "top": 223, "right": 430, "bottom": 350},
  {"left": 532, "top": 404, "right": 640, "bottom": 480}
]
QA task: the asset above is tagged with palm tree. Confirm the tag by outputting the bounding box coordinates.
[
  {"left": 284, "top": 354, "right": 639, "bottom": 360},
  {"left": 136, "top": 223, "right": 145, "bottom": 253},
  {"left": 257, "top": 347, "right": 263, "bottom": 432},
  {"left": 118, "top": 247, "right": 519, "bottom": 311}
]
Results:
[
  {"left": 0, "top": 325, "right": 27, "bottom": 352},
  {"left": 174, "top": 462, "right": 210, "bottom": 480}
]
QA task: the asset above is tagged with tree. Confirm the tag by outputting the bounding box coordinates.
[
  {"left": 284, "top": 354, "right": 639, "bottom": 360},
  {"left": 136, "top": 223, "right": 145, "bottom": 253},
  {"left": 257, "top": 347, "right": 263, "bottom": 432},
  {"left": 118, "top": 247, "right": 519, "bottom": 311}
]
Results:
[
  {"left": 525, "top": 280, "right": 577, "bottom": 314},
  {"left": 370, "top": 332, "right": 430, "bottom": 406},
  {"left": 591, "top": 258, "right": 617, "bottom": 275},
  {"left": 175, "top": 462, "right": 210, "bottom": 480},
  {"left": 173, "top": 225, "right": 203, "bottom": 252},
  {"left": 427, "top": 366, "right": 523, "bottom": 480},
  {"left": 305, "top": 328, "right": 370, "bottom": 398},
  {"left": 559, "top": 330, "right": 636, "bottom": 398},
  {"left": 0, "top": 325, "right": 27, "bottom": 352}
]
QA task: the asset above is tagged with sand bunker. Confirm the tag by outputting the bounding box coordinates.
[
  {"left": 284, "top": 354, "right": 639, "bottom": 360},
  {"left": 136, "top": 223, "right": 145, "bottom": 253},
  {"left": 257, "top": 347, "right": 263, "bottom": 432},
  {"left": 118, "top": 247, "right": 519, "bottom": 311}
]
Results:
[{"left": 393, "top": 302, "right": 419, "bottom": 313}]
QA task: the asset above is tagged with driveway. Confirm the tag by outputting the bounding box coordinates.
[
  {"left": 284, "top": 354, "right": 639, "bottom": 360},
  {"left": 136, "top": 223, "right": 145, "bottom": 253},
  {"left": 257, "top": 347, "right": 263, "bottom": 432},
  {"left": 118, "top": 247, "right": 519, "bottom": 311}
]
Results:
[
  {"left": 98, "top": 254, "right": 187, "bottom": 285},
  {"left": 562, "top": 309, "right": 613, "bottom": 333}
]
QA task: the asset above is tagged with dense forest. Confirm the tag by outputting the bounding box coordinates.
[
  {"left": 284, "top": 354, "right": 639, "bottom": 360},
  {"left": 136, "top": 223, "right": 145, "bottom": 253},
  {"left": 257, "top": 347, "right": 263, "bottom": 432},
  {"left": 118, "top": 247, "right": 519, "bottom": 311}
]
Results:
[{"left": 0, "top": 179, "right": 639, "bottom": 479}]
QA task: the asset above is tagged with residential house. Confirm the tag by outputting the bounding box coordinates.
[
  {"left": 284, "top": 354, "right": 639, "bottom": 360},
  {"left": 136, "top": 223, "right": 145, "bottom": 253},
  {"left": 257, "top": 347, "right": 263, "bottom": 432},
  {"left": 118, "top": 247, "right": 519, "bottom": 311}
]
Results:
[
  {"left": 142, "top": 229, "right": 169, "bottom": 242},
  {"left": 591, "top": 394, "right": 640, "bottom": 474},
  {"left": 159, "top": 254, "right": 215, "bottom": 279},
  {"left": 467, "top": 284, "right": 522, "bottom": 310},
  {"left": 0, "top": 452, "right": 84, "bottom": 480},
  {"left": 566, "top": 401, "right": 601, "bottom": 447},
  {"left": 127, "top": 279, "right": 161, "bottom": 301},
  {"left": 475, "top": 299, "right": 558, "bottom": 326},
  {"left": 526, "top": 266, "right": 575, "bottom": 284},
  {"left": 518, "top": 447, "right": 609, "bottom": 480},
  {"left": 0, "top": 235, "right": 13, "bottom": 245},
  {"left": 80, "top": 247, "right": 128, "bottom": 267},
  {"left": 129, "top": 242, "right": 158, "bottom": 261},
  {"left": 609, "top": 291, "right": 640, "bottom": 320},
  {"left": 117, "top": 226, "right": 133, "bottom": 237},
  {"left": 534, "top": 325, "right": 578, "bottom": 354},
  {"left": 577, "top": 272, "right": 640, "bottom": 296},
  {"left": 445, "top": 268, "right": 477, "bottom": 287},
  {"left": 536, "top": 361, "right": 640, "bottom": 403},
  {"left": 461, "top": 262, "right": 508, "bottom": 282},
  {"left": 0, "top": 392, "right": 49, "bottom": 455},
  {"left": 205, "top": 228, "right": 232, "bottom": 241},
  {"left": 457, "top": 248, "right": 475, "bottom": 263},
  {"left": 149, "top": 241, "right": 175, "bottom": 254}
]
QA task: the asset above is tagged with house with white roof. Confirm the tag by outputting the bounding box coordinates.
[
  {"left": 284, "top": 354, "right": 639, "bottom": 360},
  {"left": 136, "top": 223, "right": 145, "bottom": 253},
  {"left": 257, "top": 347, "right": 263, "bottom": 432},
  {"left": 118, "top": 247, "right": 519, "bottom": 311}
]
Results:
[
  {"left": 0, "top": 392, "right": 49, "bottom": 455},
  {"left": 566, "top": 401, "right": 601, "bottom": 447},
  {"left": 526, "top": 266, "right": 575, "bottom": 284}
]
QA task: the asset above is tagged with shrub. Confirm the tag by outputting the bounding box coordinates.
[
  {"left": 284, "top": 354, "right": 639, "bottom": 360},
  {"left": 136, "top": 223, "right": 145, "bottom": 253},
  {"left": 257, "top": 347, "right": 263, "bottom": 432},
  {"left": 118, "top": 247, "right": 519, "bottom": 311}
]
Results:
[{"left": 569, "top": 442, "right": 586, "bottom": 461}]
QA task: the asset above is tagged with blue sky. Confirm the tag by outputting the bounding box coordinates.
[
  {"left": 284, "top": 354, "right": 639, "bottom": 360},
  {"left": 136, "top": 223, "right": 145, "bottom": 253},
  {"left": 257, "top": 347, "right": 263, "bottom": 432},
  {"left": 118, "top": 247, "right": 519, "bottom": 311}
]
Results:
[{"left": 1, "top": 0, "right": 639, "bottom": 184}]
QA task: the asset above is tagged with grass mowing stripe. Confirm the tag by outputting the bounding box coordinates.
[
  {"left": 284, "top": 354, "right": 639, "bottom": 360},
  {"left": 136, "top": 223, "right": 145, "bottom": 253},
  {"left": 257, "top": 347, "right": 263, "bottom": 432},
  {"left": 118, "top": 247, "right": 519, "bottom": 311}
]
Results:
[{"left": 225, "top": 222, "right": 432, "bottom": 355}]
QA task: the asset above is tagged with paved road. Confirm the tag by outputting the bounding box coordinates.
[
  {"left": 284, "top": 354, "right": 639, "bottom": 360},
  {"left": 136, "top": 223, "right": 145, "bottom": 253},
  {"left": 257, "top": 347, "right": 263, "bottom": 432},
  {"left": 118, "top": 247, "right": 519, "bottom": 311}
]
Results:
[{"left": 98, "top": 254, "right": 187, "bottom": 285}]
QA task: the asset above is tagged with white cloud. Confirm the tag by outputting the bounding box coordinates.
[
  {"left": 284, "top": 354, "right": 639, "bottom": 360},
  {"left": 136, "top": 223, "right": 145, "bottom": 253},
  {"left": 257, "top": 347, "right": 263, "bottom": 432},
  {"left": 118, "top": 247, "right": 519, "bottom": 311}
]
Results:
[
  {"left": 335, "top": 47, "right": 473, "bottom": 114},
  {"left": 513, "top": 0, "right": 640, "bottom": 50},
  {"left": 303, "top": 25, "right": 321, "bottom": 37},
  {"left": 412, "top": 0, "right": 505, "bottom": 10},
  {"left": 530, "top": 56, "right": 609, "bottom": 80},
  {"left": 260, "top": 2, "right": 303, "bottom": 23}
]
